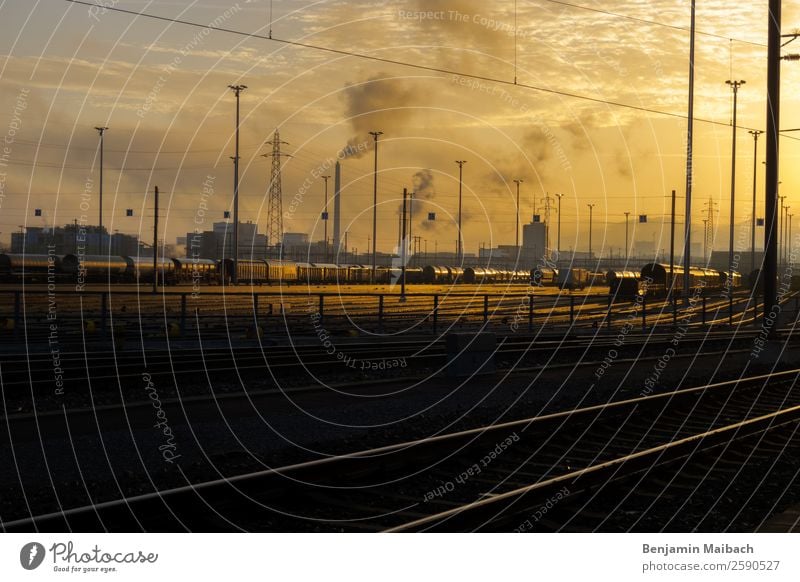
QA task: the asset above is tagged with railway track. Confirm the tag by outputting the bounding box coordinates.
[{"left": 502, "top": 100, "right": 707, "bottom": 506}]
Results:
[
  {"left": 0, "top": 328, "right": 764, "bottom": 393},
  {"left": 5, "top": 367, "right": 800, "bottom": 532}
]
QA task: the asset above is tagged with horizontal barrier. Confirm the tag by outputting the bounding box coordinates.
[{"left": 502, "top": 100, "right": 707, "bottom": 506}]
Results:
[{"left": 0, "top": 287, "right": 785, "bottom": 346}]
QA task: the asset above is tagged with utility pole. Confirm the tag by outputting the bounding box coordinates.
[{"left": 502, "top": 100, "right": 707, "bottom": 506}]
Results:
[
  {"left": 784, "top": 202, "right": 790, "bottom": 267},
  {"left": 227, "top": 84, "right": 246, "bottom": 283},
  {"left": 704, "top": 198, "right": 717, "bottom": 265},
  {"left": 763, "top": 0, "right": 780, "bottom": 325},
  {"left": 408, "top": 192, "right": 414, "bottom": 266},
  {"left": 779, "top": 195, "right": 786, "bottom": 267},
  {"left": 748, "top": 129, "right": 764, "bottom": 273},
  {"left": 344, "top": 230, "right": 349, "bottom": 263},
  {"left": 513, "top": 179, "right": 523, "bottom": 249},
  {"left": 153, "top": 186, "right": 159, "bottom": 294},
  {"left": 726, "top": 79, "right": 745, "bottom": 291},
  {"left": 369, "top": 131, "right": 383, "bottom": 282},
  {"left": 683, "top": 0, "right": 696, "bottom": 304},
  {"left": 556, "top": 193, "right": 564, "bottom": 260},
  {"left": 94, "top": 126, "right": 108, "bottom": 254},
  {"left": 624, "top": 211, "right": 630, "bottom": 261},
  {"left": 322, "top": 174, "right": 330, "bottom": 262},
  {"left": 400, "top": 188, "right": 408, "bottom": 301},
  {"left": 455, "top": 160, "right": 467, "bottom": 263},
  {"left": 396, "top": 210, "right": 402, "bottom": 252},
  {"left": 790, "top": 213, "right": 794, "bottom": 266},
  {"left": 702, "top": 219, "right": 708, "bottom": 262},
  {"left": 588, "top": 203, "right": 595, "bottom": 260},
  {"left": 669, "top": 189, "right": 676, "bottom": 296}
]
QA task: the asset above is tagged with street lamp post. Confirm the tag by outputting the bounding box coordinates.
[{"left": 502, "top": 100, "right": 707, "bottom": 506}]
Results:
[
  {"left": 227, "top": 84, "right": 247, "bottom": 284},
  {"left": 587, "top": 203, "right": 596, "bottom": 267},
  {"left": 726, "top": 79, "right": 745, "bottom": 291},
  {"left": 455, "top": 160, "right": 467, "bottom": 263},
  {"left": 369, "top": 131, "right": 383, "bottom": 282}
]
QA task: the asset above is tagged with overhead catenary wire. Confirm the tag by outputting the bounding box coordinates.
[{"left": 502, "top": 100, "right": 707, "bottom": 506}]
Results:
[
  {"left": 63, "top": 0, "right": 770, "bottom": 134},
  {"left": 540, "top": 0, "right": 767, "bottom": 48}
]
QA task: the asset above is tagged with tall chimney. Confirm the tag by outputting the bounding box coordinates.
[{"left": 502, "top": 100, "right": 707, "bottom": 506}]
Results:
[{"left": 333, "top": 161, "right": 342, "bottom": 257}]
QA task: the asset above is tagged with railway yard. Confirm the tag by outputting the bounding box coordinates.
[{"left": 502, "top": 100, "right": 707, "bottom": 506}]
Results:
[{"left": 2, "top": 274, "right": 800, "bottom": 533}]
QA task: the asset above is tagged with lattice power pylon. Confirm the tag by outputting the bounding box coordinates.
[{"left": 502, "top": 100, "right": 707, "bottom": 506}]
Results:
[{"left": 264, "top": 130, "right": 289, "bottom": 254}]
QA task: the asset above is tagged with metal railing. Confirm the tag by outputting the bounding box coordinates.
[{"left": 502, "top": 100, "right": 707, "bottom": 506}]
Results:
[{"left": 0, "top": 288, "right": 787, "bottom": 344}]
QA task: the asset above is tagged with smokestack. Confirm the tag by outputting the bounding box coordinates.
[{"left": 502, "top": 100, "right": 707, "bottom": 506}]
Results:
[{"left": 333, "top": 161, "right": 342, "bottom": 256}]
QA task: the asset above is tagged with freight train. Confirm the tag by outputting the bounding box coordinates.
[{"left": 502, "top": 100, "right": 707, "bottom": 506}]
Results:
[
  {"left": 610, "top": 263, "right": 742, "bottom": 299},
  {"left": 0, "top": 254, "right": 531, "bottom": 286}
]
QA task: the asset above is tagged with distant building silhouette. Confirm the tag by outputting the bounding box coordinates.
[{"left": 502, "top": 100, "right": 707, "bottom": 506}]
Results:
[{"left": 11, "top": 224, "right": 143, "bottom": 256}]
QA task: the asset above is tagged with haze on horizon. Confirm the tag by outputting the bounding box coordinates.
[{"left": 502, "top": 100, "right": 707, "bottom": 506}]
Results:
[{"left": 1, "top": 0, "right": 799, "bottom": 258}]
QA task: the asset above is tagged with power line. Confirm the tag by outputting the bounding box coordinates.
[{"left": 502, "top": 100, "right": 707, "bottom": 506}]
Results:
[
  {"left": 63, "top": 0, "right": 764, "bottom": 133},
  {"left": 540, "top": 0, "right": 767, "bottom": 47},
  {"left": 4, "top": 159, "right": 214, "bottom": 170},
  {"left": 9, "top": 138, "right": 266, "bottom": 154}
]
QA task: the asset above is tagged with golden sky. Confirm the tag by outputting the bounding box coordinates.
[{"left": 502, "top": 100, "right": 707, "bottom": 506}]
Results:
[{"left": 1, "top": 0, "right": 799, "bottom": 257}]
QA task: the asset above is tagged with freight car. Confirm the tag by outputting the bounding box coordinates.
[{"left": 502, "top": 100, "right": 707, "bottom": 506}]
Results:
[
  {"left": 61, "top": 254, "right": 129, "bottom": 283},
  {"left": 557, "top": 268, "right": 589, "bottom": 290},
  {"left": 531, "top": 266, "right": 559, "bottom": 287},
  {"left": 607, "top": 271, "right": 638, "bottom": 295},
  {"left": 313, "top": 263, "right": 349, "bottom": 283},
  {"left": 640, "top": 263, "right": 732, "bottom": 296},
  {"left": 125, "top": 256, "right": 178, "bottom": 285},
  {"left": 219, "top": 259, "right": 299, "bottom": 285},
  {"left": 463, "top": 267, "right": 489, "bottom": 284},
  {"left": 422, "top": 265, "right": 450, "bottom": 283},
  {"left": 0, "top": 253, "right": 63, "bottom": 283},
  {"left": 718, "top": 270, "right": 742, "bottom": 290},
  {"left": 172, "top": 257, "right": 218, "bottom": 284}
]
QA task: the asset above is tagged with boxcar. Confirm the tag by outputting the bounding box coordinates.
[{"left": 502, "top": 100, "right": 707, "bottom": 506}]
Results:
[
  {"left": 265, "top": 260, "right": 299, "bottom": 283},
  {"left": 297, "top": 262, "right": 318, "bottom": 283},
  {"left": 718, "top": 270, "right": 742, "bottom": 290},
  {"left": 531, "top": 266, "right": 558, "bottom": 287},
  {"left": 172, "top": 257, "right": 217, "bottom": 284},
  {"left": 557, "top": 268, "right": 589, "bottom": 290},
  {"left": 312, "top": 263, "right": 347, "bottom": 283},
  {"left": 220, "top": 258, "right": 267, "bottom": 284},
  {"left": 349, "top": 265, "right": 372, "bottom": 283}
]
